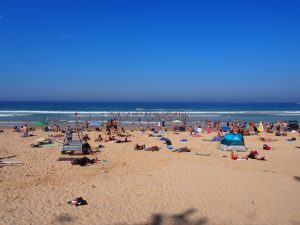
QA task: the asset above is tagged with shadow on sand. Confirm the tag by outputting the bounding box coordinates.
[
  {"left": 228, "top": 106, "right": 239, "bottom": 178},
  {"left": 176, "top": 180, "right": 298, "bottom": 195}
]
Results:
[
  {"left": 293, "top": 176, "right": 300, "bottom": 182},
  {"left": 119, "top": 208, "right": 209, "bottom": 225}
]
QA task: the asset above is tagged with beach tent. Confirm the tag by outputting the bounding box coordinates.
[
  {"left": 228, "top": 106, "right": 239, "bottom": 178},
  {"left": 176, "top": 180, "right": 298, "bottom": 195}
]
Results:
[
  {"left": 218, "top": 134, "right": 247, "bottom": 152},
  {"left": 258, "top": 122, "right": 264, "bottom": 132}
]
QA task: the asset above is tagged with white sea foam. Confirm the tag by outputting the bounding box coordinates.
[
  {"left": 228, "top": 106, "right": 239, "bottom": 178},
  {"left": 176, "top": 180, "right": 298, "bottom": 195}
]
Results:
[
  {"left": 0, "top": 113, "right": 32, "bottom": 117},
  {"left": 0, "top": 110, "right": 299, "bottom": 116}
]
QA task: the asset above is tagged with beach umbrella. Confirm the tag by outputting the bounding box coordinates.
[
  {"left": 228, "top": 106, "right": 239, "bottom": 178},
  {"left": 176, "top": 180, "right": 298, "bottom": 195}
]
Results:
[
  {"left": 221, "top": 125, "right": 230, "bottom": 131},
  {"left": 249, "top": 122, "right": 255, "bottom": 127},
  {"left": 172, "top": 120, "right": 182, "bottom": 123},
  {"left": 244, "top": 122, "right": 250, "bottom": 127},
  {"left": 258, "top": 121, "right": 264, "bottom": 132},
  {"left": 89, "top": 121, "right": 100, "bottom": 126},
  {"left": 35, "top": 121, "right": 47, "bottom": 126}
]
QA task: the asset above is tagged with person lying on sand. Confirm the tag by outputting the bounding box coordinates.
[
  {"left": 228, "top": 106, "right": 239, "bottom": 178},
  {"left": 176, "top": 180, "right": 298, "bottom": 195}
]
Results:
[
  {"left": 115, "top": 138, "right": 131, "bottom": 143},
  {"left": 134, "top": 144, "right": 159, "bottom": 151},
  {"left": 248, "top": 150, "right": 265, "bottom": 160},
  {"left": 148, "top": 133, "right": 162, "bottom": 137},
  {"left": 71, "top": 156, "right": 98, "bottom": 166},
  {"left": 30, "top": 138, "right": 53, "bottom": 148},
  {"left": 145, "top": 146, "right": 160, "bottom": 151},
  {"left": 259, "top": 137, "right": 277, "bottom": 142},
  {"left": 117, "top": 133, "right": 132, "bottom": 138},
  {"left": 231, "top": 150, "right": 265, "bottom": 160},
  {"left": 172, "top": 147, "right": 191, "bottom": 152},
  {"left": 231, "top": 151, "right": 248, "bottom": 160}
]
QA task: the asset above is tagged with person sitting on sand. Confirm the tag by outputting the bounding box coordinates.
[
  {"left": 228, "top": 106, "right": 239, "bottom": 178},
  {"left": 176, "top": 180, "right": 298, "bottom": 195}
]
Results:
[
  {"left": 105, "top": 135, "right": 116, "bottom": 142},
  {"left": 148, "top": 133, "right": 162, "bottom": 137},
  {"left": 20, "top": 124, "right": 30, "bottom": 137},
  {"left": 139, "top": 125, "right": 145, "bottom": 132},
  {"left": 14, "top": 126, "right": 21, "bottom": 132},
  {"left": 95, "top": 135, "right": 103, "bottom": 142},
  {"left": 82, "top": 134, "right": 91, "bottom": 142},
  {"left": 82, "top": 142, "right": 93, "bottom": 154},
  {"left": 135, "top": 144, "right": 146, "bottom": 150},
  {"left": 165, "top": 138, "right": 172, "bottom": 146},
  {"left": 54, "top": 124, "right": 61, "bottom": 132},
  {"left": 188, "top": 126, "right": 194, "bottom": 135}
]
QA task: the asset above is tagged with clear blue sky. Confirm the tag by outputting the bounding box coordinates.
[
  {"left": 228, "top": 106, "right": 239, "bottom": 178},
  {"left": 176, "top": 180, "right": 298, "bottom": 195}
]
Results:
[{"left": 0, "top": 0, "right": 299, "bottom": 102}]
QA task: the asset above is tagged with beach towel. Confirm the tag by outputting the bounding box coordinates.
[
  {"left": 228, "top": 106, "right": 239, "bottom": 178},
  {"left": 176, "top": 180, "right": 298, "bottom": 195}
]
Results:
[
  {"left": 101, "top": 160, "right": 110, "bottom": 164},
  {"left": 53, "top": 134, "right": 64, "bottom": 138},
  {"left": 0, "top": 159, "right": 23, "bottom": 165},
  {"left": 196, "top": 153, "right": 210, "bottom": 156},
  {"left": 213, "top": 136, "right": 221, "bottom": 142},
  {"left": 43, "top": 143, "right": 59, "bottom": 147},
  {"left": 202, "top": 139, "right": 215, "bottom": 142},
  {"left": 191, "top": 134, "right": 202, "bottom": 137},
  {"left": 180, "top": 139, "right": 188, "bottom": 142}
]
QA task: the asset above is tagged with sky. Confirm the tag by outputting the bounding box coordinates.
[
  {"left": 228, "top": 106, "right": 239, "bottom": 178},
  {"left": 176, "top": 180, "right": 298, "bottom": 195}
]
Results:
[{"left": 0, "top": 0, "right": 299, "bottom": 102}]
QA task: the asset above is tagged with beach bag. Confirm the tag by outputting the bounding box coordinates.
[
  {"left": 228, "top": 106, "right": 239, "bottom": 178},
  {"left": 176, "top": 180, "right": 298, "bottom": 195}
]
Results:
[{"left": 263, "top": 144, "right": 271, "bottom": 150}]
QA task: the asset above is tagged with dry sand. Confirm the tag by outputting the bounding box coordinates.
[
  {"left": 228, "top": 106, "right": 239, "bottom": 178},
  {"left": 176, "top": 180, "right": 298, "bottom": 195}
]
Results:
[{"left": 0, "top": 128, "right": 300, "bottom": 225}]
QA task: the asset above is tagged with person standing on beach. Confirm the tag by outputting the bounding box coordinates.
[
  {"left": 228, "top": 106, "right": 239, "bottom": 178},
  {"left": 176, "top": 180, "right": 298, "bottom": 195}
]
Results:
[
  {"left": 157, "top": 121, "right": 161, "bottom": 131},
  {"left": 276, "top": 120, "right": 281, "bottom": 132},
  {"left": 161, "top": 119, "right": 165, "bottom": 128},
  {"left": 283, "top": 121, "right": 288, "bottom": 136}
]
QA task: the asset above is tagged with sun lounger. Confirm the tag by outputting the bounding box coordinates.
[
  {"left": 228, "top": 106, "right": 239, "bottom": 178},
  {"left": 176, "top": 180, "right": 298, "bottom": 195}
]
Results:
[
  {"left": 60, "top": 144, "right": 82, "bottom": 154},
  {"left": 60, "top": 131, "right": 84, "bottom": 154}
]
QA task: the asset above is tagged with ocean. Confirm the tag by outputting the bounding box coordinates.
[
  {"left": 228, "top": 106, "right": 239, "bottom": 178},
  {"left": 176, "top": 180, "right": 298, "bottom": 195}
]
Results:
[{"left": 0, "top": 102, "right": 299, "bottom": 126}]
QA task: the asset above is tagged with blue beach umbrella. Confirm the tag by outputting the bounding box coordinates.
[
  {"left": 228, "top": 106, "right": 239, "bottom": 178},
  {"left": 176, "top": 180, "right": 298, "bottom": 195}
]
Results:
[
  {"left": 89, "top": 121, "right": 100, "bottom": 126},
  {"left": 221, "top": 126, "right": 230, "bottom": 131}
]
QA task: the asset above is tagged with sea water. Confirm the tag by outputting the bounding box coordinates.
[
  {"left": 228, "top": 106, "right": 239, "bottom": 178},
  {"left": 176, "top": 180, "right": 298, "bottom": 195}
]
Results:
[{"left": 0, "top": 102, "right": 299, "bottom": 126}]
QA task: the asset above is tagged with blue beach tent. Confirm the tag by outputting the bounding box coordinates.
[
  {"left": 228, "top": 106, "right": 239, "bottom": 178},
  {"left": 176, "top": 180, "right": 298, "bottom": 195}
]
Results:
[{"left": 218, "top": 134, "right": 247, "bottom": 152}]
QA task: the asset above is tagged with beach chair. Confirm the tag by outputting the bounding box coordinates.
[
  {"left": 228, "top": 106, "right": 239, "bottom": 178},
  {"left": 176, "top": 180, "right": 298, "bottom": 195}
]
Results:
[{"left": 60, "top": 131, "right": 83, "bottom": 154}]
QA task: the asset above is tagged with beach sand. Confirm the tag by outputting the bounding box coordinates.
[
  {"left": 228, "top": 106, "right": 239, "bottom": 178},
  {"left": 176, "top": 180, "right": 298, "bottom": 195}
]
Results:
[{"left": 0, "top": 128, "right": 300, "bottom": 225}]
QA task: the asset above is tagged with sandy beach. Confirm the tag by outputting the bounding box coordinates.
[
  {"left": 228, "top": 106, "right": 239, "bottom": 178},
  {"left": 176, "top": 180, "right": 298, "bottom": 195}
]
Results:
[{"left": 0, "top": 127, "right": 300, "bottom": 225}]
